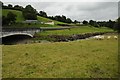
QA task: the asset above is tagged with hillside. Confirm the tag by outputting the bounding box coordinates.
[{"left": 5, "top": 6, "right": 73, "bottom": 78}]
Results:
[
  {"left": 2, "top": 9, "right": 66, "bottom": 27},
  {"left": 2, "top": 9, "right": 25, "bottom": 22},
  {"left": 37, "top": 16, "right": 66, "bottom": 25}
]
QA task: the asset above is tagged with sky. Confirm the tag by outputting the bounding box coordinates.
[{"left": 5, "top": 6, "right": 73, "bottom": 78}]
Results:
[{"left": 1, "top": 0, "right": 119, "bottom": 21}]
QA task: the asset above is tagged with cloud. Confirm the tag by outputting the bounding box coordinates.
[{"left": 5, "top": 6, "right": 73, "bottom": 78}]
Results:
[
  {"left": 43, "top": 2, "right": 118, "bottom": 21},
  {"left": 1, "top": 0, "right": 119, "bottom": 2},
  {"left": 119, "top": 2, "right": 120, "bottom": 17}
]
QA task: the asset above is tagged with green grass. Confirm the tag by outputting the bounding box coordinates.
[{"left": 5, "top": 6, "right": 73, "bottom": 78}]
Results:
[
  {"left": 2, "top": 9, "right": 66, "bottom": 27},
  {"left": 2, "top": 34, "right": 118, "bottom": 78},
  {"left": 36, "top": 26, "right": 114, "bottom": 36},
  {"left": 9, "top": 23, "right": 55, "bottom": 28},
  {"left": 8, "top": 16, "right": 65, "bottom": 28},
  {"left": 37, "top": 16, "right": 65, "bottom": 25},
  {"left": 2, "top": 9, "right": 25, "bottom": 22}
]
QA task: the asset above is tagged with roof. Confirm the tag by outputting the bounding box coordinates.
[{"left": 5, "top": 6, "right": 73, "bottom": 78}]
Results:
[
  {"left": 22, "top": 20, "right": 39, "bottom": 23},
  {"left": 25, "top": 20, "right": 38, "bottom": 22}
]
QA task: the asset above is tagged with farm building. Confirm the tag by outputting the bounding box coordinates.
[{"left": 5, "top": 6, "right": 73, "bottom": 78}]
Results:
[
  {"left": 22, "top": 20, "right": 41, "bottom": 23},
  {"left": 45, "top": 21, "right": 54, "bottom": 25}
]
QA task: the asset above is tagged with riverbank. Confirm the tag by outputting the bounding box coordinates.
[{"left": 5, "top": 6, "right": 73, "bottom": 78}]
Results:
[
  {"left": 33, "top": 32, "right": 107, "bottom": 42},
  {"left": 2, "top": 32, "right": 117, "bottom": 45}
]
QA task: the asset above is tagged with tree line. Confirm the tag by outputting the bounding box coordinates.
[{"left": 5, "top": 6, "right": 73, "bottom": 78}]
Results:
[
  {"left": 2, "top": 2, "right": 73, "bottom": 23},
  {"left": 82, "top": 20, "right": 119, "bottom": 32}
]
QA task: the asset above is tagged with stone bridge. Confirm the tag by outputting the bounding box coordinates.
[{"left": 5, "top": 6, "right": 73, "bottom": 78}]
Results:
[
  {"left": 0, "top": 28, "right": 41, "bottom": 38},
  {"left": 0, "top": 27, "right": 71, "bottom": 38}
]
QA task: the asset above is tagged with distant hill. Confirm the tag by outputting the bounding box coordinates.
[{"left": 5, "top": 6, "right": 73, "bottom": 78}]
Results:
[{"left": 2, "top": 9, "right": 66, "bottom": 25}]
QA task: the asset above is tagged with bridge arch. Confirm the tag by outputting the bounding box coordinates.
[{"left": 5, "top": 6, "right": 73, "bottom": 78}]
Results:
[
  {"left": 2, "top": 33, "right": 34, "bottom": 38},
  {"left": 2, "top": 33, "right": 34, "bottom": 45}
]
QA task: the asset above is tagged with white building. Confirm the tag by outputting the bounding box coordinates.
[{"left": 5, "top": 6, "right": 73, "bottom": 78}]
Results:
[{"left": 45, "top": 21, "right": 54, "bottom": 25}]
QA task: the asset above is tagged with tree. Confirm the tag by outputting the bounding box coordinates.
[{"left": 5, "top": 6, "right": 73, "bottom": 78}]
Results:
[
  {"left": 2, "top": 16, "right": 8, "bottom": 26},
  {"left": 48, "top": 16, "right": 55, "bottom": 20},
  {"left": 74, "top": 20, "right": 80, "bottom": 24},
  {"left": 97, "top": 21, "right": 104, "bottom": 27},
  {"left": 22, "top": 5, "right": 37, "bottom": 20},
  {"left": 55, "top": 15, "right": 61, "bottom": 21},
  {"left": 114, "top": 17, "right": 120, "bottom": 32},
  {"left": 7, "top": 11, "right": 17, "bottom": 25},
  {"left": 93, "top": 21, "right": 99, "bottom": 27},
  {"left": 2, "top": 12, "right": 17, "bottom": 26},
  {"left": 47, "top": 15, "right": 73, "bottom": 23},
  {"left": 89, "top": 20, "right": 94, "bottom": 26},
  {"left": 14, "top": 5, "right": 23, "bottom": 11},
  {"left": 61, "top": 15, "right": 66, "bottom": 22},
  {"left": 89, "top": 20, "right": 99, "bottom": 27},
  {"left": 106, "top": 20, "right": 115, "bottom": 28},
  {"left": 39, "top": 11, "right": 47, "bottom": 18},
  {"left": 8, "top": 4, "right": 13, "bottom": 8},
  {"left": 74, "top": 20, "right": 77, "bottom": 24},
  {"left": 83, "top": 20, "right": 88, "bottom": 24},
  {"left": 66, "top": 18, "right": 72, "bottom": 23}
]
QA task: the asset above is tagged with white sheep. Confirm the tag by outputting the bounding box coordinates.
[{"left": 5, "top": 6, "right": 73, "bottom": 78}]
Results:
[
  {"left": 93, "top": 35, "right": 100, "bottom": 40},
  {"left": 107, "top": 36, "right": 111, "bottom": 39},
  {"left": 114, "top": 36, "right": 118, "bottom": 40},
  {"left": 93, "top": 35, "right": 104, "bottom": 40}
]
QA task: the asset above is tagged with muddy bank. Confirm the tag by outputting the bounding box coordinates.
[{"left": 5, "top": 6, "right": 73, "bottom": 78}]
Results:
[
  {"left": 2, "top": 32, "right": 116, "bottom": 45},
  {"left": 34, "top": 32, "right": 114, "bottom": 42}
]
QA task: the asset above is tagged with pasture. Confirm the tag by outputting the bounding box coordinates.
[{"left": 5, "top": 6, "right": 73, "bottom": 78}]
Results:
[
  {"left": 2, "top": 33, "right": 118, "bottom": 78},
  {"left": 37, "top": 26, "right": 114, "bottom": 36},
  {"left": 2, "top": 9, "right": 67, "bottom": 28}
]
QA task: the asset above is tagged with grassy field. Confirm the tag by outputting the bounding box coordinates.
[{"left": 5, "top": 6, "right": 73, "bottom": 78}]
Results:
[
  {"left": 2, "top": 34, "right": 118, "bottom": 78},
  {"left": 37, "top": 16, "right": 66, "bottom": 25},
  {"left": 2, "top": 9, "right": 66, "bottom": 28},
  {"left": 36, "top": 26, "right": 114, "bottom": 36}
]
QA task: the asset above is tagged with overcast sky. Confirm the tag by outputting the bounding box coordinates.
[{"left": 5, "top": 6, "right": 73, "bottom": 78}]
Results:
[{"left": 1, "top": 0, "right": 119, "bottom": 21}]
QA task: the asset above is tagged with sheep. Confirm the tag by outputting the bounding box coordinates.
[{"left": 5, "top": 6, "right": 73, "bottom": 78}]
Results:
[
  {"left": 107, "top": 36, "right": 111, "bottom": 40},
  {"left": 93, "top": 35, "right": 104, "bottom": 40},
  {"left": 114, "top": 36, "right": 118, "bottom": 40},
  {"left": 93, "top": 35, "right": 99, "bottom": 39}
]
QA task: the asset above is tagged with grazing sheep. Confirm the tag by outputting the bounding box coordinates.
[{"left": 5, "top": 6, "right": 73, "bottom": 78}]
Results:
[
  {"left": 107, "top": 36, "right": 111, "bottom": 39},
  {"left": 114, "top": 36, "right": 118, "bottom": 40},
  {"left": 93, "top": 35, "right": 99, "bottom": 39},
  {"left": 93, "top": 35, "right": 99, "bottom": 40},
  {"left": 93, "top": 35, "right": 104, "bottom": 40}
]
